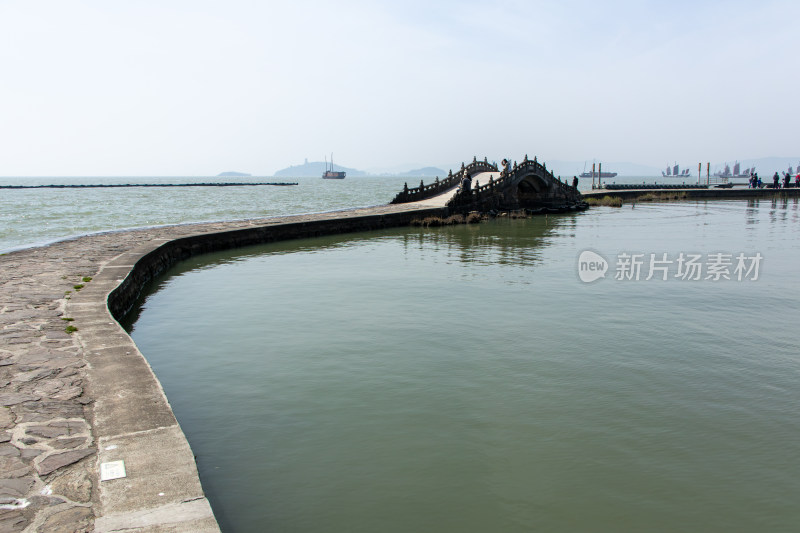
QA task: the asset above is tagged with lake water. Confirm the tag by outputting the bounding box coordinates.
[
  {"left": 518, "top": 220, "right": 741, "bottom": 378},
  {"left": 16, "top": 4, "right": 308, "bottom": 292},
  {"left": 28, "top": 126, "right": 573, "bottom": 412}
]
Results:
[
  {"left": 125, "top": 198, "right": 800, "bottom": 532},
  {"left": 0, "top": 174, "right": 717, "bottom": 253},
  {"left": 0, "top": 176, "right": 410, "bottom": 253}
]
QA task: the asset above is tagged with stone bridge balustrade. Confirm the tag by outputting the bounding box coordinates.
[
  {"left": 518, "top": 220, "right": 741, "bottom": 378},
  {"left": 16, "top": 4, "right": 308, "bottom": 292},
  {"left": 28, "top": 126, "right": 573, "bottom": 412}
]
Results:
[
  {"left": 447, "top": 155, "right": 585, "bottom": 212},
  {"left": 391, "top": 154, "right": 585, "bottom": 213},
  {"left": 390, "top": 157, "right": 498, "bottom": 204}
]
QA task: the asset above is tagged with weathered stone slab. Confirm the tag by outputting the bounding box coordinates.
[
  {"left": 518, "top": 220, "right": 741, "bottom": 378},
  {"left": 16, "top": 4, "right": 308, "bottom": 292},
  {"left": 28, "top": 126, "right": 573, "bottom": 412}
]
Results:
[
  {"left": 0, "top": 509, "right": 28, "bottom": 532},
  {"left": 0, "top": 456, "right": 30, "bottom": 478},
  {"left": 97, "top": 426, "right": 205, "bottom": 516},
  {"left": 49, "top": 420, "right": 87, "bottom": 432},
  {"left": 94, "top": 498, "right": 218, "bottom": 532},
  {"left": 36, "top": 448, "right": 95, "bottom": 476},
  {"left": 12, "top": 368, "right": 60, "bottom": 383},
  {"left": 51, "top": 384, "right": 83, "bottom": 401},
  {"left": 37, "top": 506, "right": 93, "bottom": 533},
  {"left": 19, "top": 448, "right": 43, "bottom": 460},
  {"left": 13, "top": 400, "right": 84, "bottom": 423},
  {"left": 26, "top": 425, "right": 70, "bottom": 439},
  {"left": 49, "top": 463, "right": 93, "bottom": 503},
  {"left": 0, "top": 478, "right": 31, "bottom": 498},
  {"left": 51, "top": 437, "right": 86, "bottom": 450},
  {"left": 44, "top": 330, "right": 72, "bottom": 340},
  {"left": 0, "top": 444, "right": 20, "bottom": 457},
  {"left": 86, "top": 348, "right": 177, "bottom": 436},
  {"left": 0, "top": 393, "right": 40, "bottom": 406}
]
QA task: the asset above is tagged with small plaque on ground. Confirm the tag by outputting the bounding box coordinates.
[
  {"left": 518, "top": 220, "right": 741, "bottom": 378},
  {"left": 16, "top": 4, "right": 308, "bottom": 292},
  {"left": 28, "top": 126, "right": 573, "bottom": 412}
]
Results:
[{"left": 100, "top": 460, "right": 126, "bottom": 481}]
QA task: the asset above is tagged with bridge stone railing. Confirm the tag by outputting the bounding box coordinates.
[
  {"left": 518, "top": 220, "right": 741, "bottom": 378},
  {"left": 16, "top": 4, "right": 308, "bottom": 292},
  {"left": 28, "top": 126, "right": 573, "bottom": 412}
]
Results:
[
  {"left": 390, "top": 156, "right": 498, "bottom": 204},
  {"left": 446, "top": 154, "right": 584, "bottom": 211}
]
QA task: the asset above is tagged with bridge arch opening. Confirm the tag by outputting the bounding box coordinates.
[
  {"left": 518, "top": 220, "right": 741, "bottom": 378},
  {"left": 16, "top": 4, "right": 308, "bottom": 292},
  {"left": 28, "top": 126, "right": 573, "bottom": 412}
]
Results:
[{"left": 515, "top": 174, "right": 549, "bottom": 205}]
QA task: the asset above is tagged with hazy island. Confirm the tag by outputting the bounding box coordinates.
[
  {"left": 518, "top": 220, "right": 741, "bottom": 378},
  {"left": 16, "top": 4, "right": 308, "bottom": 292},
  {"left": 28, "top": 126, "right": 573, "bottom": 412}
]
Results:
[
  {"left": 273, "top": 160, "right": 447, "bottom": 178},
  {"left": 403, "top": 167, "right": 446, "bottom": 177},
  {"left": 217, "top": 171, "right": 252, "bottom": 177},
  {"left": 274, "top": 161, "right": 366, "bottom": 178}
]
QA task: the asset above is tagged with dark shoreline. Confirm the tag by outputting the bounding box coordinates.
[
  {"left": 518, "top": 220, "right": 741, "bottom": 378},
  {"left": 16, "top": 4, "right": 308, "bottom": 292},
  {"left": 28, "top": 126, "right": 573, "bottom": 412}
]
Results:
[{"left": 583, "top": 185, "right": 800, "bottom": 201}]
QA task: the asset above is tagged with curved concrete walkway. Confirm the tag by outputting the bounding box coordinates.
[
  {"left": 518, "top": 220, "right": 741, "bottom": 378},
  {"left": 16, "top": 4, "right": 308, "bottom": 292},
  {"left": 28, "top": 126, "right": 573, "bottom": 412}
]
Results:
[
  {"left": 412, "top": 171, "right": 500, "bottom": 208},
  {"left": 0, "top": 202, "right": 444, "bottom": 532}
]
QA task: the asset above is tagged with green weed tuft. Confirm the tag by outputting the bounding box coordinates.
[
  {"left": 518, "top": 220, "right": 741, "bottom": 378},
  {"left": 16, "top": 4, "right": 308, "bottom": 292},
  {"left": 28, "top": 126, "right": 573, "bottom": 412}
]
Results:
[{"left": 586, "top": 196, "right": 623, "bottom": 207}]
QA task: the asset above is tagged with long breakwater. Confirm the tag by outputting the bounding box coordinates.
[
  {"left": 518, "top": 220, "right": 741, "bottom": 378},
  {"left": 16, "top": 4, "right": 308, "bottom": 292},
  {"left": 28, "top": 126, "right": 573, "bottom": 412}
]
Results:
[{"left": 0, "top": 182, "right": 297, "bottom": 189}]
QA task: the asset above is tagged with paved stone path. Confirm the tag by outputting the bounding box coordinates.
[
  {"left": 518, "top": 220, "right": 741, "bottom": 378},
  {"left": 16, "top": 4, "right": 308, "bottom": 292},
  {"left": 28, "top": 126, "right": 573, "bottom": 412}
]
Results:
[
  {"left": 0, "top": 203, "right": 433, "bottom": 532},
  {"left": 411, "top": 171, "right": 500, "bottom": 208}
]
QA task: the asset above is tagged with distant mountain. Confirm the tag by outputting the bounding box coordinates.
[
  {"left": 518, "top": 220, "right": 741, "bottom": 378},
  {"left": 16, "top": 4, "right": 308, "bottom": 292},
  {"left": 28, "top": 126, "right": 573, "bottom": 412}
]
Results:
[
  {"left": 274, "top": 162, "right": 366, "bottom": 177},
  {"left": 401, "top": 167, "right": 447, "bottom": 178},
  {"left": 273, "top": 157, "right": 800, "bottom": 179},
  {"left": 217, "top": 171, "right": 251, "bottom": 177}
]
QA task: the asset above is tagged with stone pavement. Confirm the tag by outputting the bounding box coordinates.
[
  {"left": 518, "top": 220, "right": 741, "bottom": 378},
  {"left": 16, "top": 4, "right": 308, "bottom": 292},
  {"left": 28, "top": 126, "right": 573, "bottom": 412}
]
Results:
[{"left": 0, "top": 203, "right": 437, "bottom": 532}]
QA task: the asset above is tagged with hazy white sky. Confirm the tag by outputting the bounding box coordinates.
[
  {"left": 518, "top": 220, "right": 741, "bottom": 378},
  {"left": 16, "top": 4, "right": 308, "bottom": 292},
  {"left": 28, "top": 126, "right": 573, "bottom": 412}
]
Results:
[{"left": 1, "top": 0, "right": 797, "bottom": 175}]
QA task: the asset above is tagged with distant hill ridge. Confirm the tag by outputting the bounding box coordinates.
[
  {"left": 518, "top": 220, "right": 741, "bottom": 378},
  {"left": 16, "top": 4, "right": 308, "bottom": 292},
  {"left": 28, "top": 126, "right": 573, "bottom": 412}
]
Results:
[
  {"left": 274, "top": 162, "right": 366, "bottom": 178},
  {"left": 274, "top": 162, "right": 449, "bottom": 178},
  {"left": 272, "top": 156, "right": 800, "bottom": 178},
  {"left": 217, "top": 171, "right": 251, "bottom": 177},
  {"left": 402, "top": 167, "right": 447, "bottom": 178}
]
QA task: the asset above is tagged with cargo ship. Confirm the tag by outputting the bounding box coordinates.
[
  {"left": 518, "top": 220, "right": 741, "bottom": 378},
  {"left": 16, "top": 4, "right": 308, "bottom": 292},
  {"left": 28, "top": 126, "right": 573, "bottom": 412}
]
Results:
[
  {"left": 579, "top": 162, "right": 616, "bottom": 178},
  {"left": 579, "top": 170, "right": 617, "bottom": 178},
  {"left": 322, "top": 153, "right": 346, "bottom": 179}
]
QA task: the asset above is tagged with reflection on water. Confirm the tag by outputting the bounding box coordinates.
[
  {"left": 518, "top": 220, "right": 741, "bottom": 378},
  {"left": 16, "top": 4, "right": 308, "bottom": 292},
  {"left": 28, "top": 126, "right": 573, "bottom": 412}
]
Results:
[
  {"left": 128, "top": 202, "right": 800, "bottom": 533},
  {"left": 122, "top": 217, "right": 570, "bottom": 329},
  {"left": 400, "top": 216, "right": 572, "bottom": 269},
  {"left": 746, "top": 199, "right": 759, "bottom": 225}
]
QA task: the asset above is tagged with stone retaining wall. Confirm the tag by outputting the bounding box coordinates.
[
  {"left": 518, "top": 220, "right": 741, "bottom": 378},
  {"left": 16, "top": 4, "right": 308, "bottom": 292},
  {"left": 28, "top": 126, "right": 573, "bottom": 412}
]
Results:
[
  {"left": 108, "top": 208, "right": 443, "bottom": 319},
  {"left": 583, "top": 187, "right": 800, "bottom": 201}
]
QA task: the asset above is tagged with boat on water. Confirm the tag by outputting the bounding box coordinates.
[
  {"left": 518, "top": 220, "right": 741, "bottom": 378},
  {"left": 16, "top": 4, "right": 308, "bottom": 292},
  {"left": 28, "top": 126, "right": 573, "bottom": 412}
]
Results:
[
  {"left": 322, "top": 153, "right": 346, "bottom": 179},
  {"left": 579, "top": 171, "right": 617, "bottom": 178},
  {"left": 579, "top": 162, "right": 617, "bottom": 178},
  {"left": 662, "top": 163, "right": 691, "bottom": 177},
  {"left": 714, "top": 161, "right": 753, "bottom": 179}
]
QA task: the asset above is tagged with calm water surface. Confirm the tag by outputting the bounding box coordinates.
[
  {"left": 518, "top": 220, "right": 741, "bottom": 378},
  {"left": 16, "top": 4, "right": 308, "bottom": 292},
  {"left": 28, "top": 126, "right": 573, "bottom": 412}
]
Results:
[
  {"left": 0, "top": 176, "right": 409, "bottom": 252},
  {"left": 1, "top": 174, "right": 699, "bottom": 253},
  {"left": 126, "top": 199, "right": 800, "bottom": 532}
]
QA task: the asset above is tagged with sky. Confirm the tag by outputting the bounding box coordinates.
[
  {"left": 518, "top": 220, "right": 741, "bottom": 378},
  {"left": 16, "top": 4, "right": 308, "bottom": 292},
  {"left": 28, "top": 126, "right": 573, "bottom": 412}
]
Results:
[{"left": 1, "top": 0, "right": 798, "bottom": 176}]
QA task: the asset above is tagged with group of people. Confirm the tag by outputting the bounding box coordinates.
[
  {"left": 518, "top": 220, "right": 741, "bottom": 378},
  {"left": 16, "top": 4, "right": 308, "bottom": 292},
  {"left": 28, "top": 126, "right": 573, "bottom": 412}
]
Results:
[{"left": 749, "top": 171, "right": 800, "bottom": 189}]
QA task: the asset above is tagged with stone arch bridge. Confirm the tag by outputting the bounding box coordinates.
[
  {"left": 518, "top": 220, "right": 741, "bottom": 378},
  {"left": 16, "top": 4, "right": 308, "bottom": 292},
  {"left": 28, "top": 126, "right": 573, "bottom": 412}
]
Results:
[{"left": 391, "top": 155, "right": 586, "bottom": 213}]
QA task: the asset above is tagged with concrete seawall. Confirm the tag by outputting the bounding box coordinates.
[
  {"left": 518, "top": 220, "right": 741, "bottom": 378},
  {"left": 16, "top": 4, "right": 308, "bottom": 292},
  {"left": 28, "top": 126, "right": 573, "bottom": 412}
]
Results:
[
  {"left": 0, "top": 203, "right": 443, "bottom": 532},
  {"left": 106, "top": 206, "right": 443, "bottom": 319},
  {"left": 583, "top": 186, "right": 800, "bottom": 201}
]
